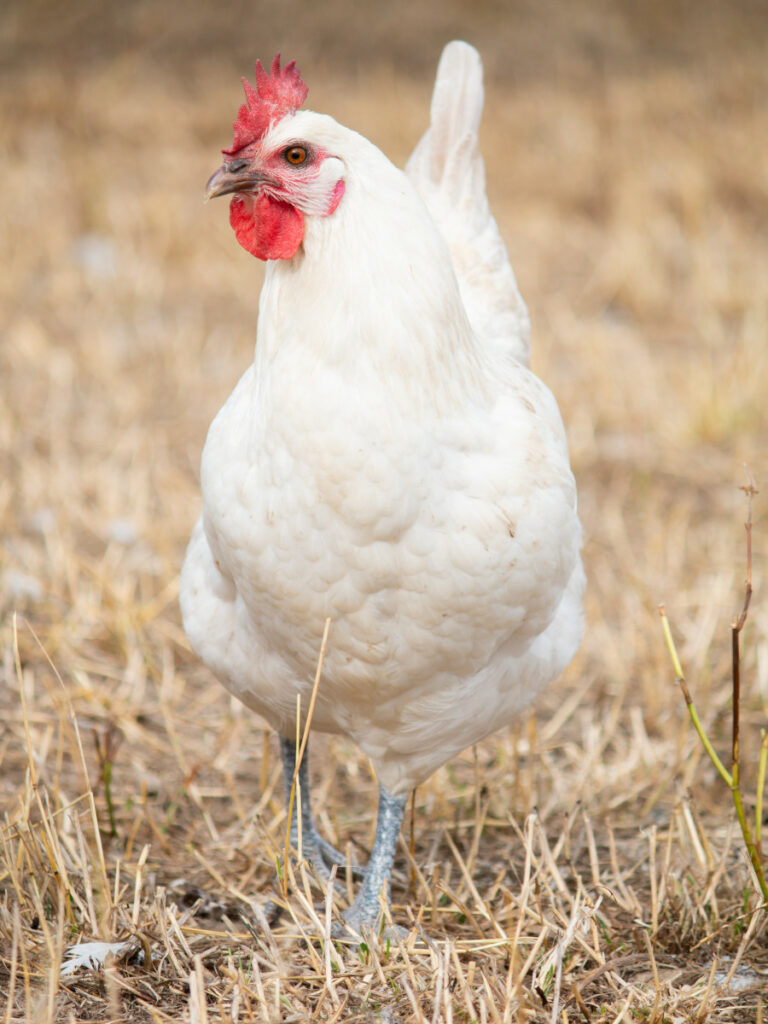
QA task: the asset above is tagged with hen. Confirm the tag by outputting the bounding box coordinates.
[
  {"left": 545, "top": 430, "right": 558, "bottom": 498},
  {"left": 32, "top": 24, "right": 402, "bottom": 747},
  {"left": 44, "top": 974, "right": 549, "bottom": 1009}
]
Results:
[{"left": 181, "top": 41, "right": 585, "bottom": 936}]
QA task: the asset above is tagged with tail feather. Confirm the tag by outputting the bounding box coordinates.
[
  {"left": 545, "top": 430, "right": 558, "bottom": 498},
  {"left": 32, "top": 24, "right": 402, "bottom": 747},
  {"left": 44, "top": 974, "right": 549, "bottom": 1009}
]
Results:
[{"left": 406, "top": 41, "right": 530, "bottom": 365}]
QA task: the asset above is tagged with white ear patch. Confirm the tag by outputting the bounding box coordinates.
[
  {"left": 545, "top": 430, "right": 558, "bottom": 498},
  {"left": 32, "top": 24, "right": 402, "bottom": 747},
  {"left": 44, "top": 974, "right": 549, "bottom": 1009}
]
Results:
[{"left": 293, "top": 156, "right": 345, "bottom": 216}]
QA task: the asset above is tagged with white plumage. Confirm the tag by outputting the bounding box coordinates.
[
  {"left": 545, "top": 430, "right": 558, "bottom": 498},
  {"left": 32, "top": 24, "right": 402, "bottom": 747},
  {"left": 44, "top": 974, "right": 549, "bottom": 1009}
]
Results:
[{"left": 181, "top": 41, "right": 584, "bottom": 933}]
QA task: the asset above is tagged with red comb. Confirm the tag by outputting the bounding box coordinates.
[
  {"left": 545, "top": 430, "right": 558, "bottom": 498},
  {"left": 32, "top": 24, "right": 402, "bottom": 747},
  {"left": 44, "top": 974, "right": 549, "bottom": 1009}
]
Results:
[{"left": 223, "top": 54, "right": 309, "bottom": 155}]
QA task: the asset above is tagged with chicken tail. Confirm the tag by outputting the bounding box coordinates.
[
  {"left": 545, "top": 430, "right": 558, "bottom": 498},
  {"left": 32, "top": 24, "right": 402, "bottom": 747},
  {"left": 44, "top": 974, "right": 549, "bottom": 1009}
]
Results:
[{"left": 406, "top": 41, "right": 530, "bottom": 365}]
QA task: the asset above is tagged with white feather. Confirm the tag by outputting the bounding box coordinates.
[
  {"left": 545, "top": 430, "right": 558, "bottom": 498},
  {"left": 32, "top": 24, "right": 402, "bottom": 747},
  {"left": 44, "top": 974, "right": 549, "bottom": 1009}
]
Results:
[{"left": 60, "top": 940, "right": 138, "bottom": 976}]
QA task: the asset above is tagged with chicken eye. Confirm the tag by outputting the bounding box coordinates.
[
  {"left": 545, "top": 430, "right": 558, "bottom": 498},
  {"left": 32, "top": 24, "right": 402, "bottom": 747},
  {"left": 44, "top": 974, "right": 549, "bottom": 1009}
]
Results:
[{"left": 284, "top": 146, "right": 308, "bottom": 166}]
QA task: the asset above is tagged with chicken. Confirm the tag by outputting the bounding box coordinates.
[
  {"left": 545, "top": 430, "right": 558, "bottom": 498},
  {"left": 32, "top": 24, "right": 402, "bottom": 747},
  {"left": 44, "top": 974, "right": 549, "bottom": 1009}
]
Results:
[{"left": 180, "top": 41, "right": 585, "bottom": 937}]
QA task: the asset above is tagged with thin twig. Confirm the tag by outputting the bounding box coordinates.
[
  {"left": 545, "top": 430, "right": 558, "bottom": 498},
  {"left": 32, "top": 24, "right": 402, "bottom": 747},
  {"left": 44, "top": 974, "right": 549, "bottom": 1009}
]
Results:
[
  {"left": 731, "top": 477, "right": 756, "bottom": 824},
  {"left": 757, "top": 730, "right": 768, "bottom": 848},
  {"left": 658, "top": 606, "right": 732, "bottom": 787},
  {"left": 283, "top": 617, "right": 332, "bottom": 896}
]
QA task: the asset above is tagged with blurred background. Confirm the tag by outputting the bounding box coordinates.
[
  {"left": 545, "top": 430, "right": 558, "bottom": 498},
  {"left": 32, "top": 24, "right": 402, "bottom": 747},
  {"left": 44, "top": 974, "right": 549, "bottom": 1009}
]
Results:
[
  {"left": 1, "top": 0, "right": 768, "bottom": 1016},
  {"left": 1, "top": 0, "right": 768, "bottom": 937}
]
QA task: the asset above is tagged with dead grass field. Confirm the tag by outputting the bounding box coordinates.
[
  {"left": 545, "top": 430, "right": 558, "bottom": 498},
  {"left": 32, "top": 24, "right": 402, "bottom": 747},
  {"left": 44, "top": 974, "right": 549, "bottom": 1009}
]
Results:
[{"left": 1, "top": 0, "right": 768, "bottom": 1020}]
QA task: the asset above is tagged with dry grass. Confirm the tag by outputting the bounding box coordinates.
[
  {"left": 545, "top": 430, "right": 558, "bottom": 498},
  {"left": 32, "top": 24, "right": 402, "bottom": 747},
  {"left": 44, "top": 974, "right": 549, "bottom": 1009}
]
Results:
[{"left": 2, "top": 1, "right": 768, "bottom": 1020}]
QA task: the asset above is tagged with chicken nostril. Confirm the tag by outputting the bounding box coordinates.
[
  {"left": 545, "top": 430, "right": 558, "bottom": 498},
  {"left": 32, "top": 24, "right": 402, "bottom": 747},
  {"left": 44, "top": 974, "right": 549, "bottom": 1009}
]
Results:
[{"left": 226, "top": 158, "right": 248, "bottom": 173}]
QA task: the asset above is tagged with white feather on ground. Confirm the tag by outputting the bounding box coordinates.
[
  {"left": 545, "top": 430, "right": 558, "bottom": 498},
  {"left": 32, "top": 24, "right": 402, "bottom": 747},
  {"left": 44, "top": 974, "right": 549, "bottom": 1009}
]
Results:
[{"left": 60, "top": 940, "right": 141, "bottom": 976}]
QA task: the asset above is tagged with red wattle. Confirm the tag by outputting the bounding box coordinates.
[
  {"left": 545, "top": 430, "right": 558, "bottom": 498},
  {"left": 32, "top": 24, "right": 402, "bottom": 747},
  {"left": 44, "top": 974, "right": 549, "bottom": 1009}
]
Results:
[{"left": 229, "top": 193, "right": 304, "bottom": 261}]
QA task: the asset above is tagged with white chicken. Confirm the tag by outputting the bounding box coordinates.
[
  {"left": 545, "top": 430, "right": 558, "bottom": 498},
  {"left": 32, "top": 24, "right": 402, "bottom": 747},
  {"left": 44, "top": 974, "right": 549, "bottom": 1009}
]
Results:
[{"left": 181, "top": 42, "right": 585, "bottom": 936}]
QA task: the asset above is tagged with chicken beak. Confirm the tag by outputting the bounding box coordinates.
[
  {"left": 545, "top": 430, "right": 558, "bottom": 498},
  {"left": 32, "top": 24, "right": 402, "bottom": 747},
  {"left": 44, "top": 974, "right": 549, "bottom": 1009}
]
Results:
[{"left": 204, "top": 162, "right": 274, "bottom": 202}]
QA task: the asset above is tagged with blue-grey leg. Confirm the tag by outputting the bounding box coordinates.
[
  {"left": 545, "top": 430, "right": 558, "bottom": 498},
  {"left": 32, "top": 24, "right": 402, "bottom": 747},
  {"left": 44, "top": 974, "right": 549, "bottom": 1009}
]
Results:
[
  {"left": 279, "top": 736, "right": 360, "bottom": 881},
  {"left": 341, "top": 784, "right": 408, "bottom": 937}
]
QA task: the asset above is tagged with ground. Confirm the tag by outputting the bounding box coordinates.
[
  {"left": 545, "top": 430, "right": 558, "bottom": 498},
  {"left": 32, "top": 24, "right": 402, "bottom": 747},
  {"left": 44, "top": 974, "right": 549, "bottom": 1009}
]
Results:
[{"left": 1, "top": 0, "right": 767, "bottom": 1020}]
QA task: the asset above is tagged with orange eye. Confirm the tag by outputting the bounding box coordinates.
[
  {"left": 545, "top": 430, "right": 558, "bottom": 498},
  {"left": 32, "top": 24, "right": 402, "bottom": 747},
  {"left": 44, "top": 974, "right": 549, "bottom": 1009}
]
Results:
[{"left": 284, "top": 146, "right": 308, "bottom": 166}]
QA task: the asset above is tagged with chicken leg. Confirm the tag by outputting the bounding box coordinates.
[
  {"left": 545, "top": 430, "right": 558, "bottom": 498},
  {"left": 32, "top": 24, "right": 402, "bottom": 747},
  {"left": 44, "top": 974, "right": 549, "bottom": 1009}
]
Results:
[
  {"left": 279, "top": 736, "right": 358, "bottom": 882},
  {"left": 340, "top": 784, "right": 407, "bottom": 937},
  {"left": 280, "top": 736, "right": 406, "bottom": 936}
]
